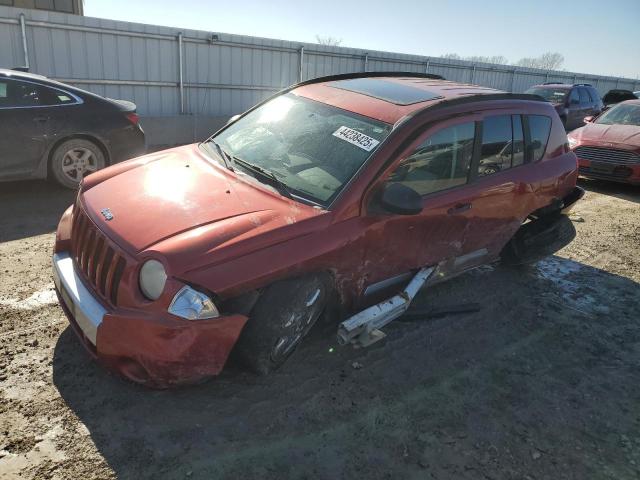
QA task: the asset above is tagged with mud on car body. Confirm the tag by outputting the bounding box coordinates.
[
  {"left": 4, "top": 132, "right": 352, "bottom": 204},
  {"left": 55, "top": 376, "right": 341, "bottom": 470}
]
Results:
[{"left": 53, "top": 72, "right": 583, "bottom": 387}]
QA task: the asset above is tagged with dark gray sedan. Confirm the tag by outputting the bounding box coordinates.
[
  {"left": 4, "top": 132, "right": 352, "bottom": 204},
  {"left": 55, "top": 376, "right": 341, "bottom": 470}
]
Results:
[{"left": 0, "top": 69, "right": 145, "bottom": 188}]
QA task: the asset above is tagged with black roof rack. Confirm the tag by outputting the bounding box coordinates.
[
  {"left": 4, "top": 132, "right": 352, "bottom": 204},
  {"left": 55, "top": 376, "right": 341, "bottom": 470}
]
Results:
[
  {"left": 542, "top": 82, "right": 566, "bottom": 85},
  {"left": 573, "top": 83, "right": 592, "bottom": 87},
  {"left": 11, "top": 66, "right": 29, "bottom": 72},
  {"left": 393, "top": 92, "right": 546, "bottom": 129},
  {"left": 293, "top": 71, "right": 445, "bottom": 89}
]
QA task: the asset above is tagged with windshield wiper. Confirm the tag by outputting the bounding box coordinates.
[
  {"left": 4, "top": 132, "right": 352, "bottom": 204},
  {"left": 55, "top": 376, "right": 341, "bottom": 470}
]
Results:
[
  {"left": 230, "top": 156, "right": 294, "bottom": 200},
  {"left": 208, "top": 140, "right": 234, "bottom": 171}
]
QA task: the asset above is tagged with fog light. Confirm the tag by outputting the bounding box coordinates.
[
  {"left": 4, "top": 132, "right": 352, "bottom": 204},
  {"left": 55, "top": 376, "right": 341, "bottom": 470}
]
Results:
[{"left": 169, "top": 286, "right": 219, "bottom": 320}]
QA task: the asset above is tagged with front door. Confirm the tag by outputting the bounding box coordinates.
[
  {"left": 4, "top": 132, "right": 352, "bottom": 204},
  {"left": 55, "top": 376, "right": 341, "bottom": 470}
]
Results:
[{"left": 358, "top": 117, "right": 482, "bottom": 304}]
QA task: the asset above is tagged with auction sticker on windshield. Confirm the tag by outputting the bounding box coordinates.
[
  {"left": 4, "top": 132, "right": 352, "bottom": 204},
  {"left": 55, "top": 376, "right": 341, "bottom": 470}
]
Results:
[{"left": 332, "top": 126, "right": 380, "bottom": 152}]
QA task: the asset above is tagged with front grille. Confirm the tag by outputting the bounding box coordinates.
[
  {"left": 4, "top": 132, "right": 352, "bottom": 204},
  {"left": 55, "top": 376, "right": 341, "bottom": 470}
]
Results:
[
  {"left": 579, "top": 166, "right": 633, "bottom": 179},
  {"left": 575, "top": 146, "right": 639, "bottom": 165},
  {"left": 71, "top": 206, "right": 126, "bottom": 306}
]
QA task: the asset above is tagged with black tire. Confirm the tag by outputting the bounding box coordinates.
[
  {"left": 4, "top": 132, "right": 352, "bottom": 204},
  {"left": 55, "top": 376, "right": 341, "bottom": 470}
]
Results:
[
  {"left": 50, "top": 138, "right": 106, "bottom": 189},
  {"left": 501, "top": 214, "right": 576, "bottom": 266},
  {"left": 233, "top": 274, "right": 331, "bottom": 375}
]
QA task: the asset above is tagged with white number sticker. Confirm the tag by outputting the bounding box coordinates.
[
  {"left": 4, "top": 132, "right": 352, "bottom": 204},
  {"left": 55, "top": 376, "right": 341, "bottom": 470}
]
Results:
[{"left": 332, "top": 126, "right": 380, "bottom": 152}]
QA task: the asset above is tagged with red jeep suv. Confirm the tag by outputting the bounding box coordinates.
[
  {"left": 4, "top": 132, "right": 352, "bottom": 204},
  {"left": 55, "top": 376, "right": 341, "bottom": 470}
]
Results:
[{"left": 53, "top": 73, "right": 583, "bottom": 387}]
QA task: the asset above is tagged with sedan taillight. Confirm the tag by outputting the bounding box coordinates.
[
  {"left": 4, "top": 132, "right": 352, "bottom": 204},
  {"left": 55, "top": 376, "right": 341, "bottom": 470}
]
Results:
[{"left": 125, "top": 112, "right": 140, "bottom": 126}]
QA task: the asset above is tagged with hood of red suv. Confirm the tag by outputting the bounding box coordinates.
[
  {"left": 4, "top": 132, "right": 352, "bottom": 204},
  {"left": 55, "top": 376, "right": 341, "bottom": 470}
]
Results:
[
  {"left": 80, "top": 144, "right": 327, "bottom": 271},
  {"left": 570, "top": 123, "right": 640, "bottom": 149}
]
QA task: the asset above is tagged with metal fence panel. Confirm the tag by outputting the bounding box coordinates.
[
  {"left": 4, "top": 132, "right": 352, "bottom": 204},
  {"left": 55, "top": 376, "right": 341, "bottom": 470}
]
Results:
[{"left": 1, "top": 5, "right": 638, "bottom": 118}]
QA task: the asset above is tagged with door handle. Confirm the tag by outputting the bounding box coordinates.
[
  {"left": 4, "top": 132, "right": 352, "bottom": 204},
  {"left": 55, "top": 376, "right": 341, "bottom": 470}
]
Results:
[
  {"left": 33, "top": 115, "right": 49, "bottom": 123},
  {"left": 447, "top": 203, "right": 472, "bottom": 215}
]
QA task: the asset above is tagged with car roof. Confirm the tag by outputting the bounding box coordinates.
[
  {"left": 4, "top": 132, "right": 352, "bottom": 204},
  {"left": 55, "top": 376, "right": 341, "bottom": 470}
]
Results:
[
  {"left": 605, "top": 89, "right": 634, "bottom": 94},
  {"left": 292, "top": 73, "right": 508, "bottom": 124},
  {"left": 532, "top": 83, "right": 572, "bottom": 89},
  {"left": 0, "top": 68, "right": 50, "bottom": 82}
]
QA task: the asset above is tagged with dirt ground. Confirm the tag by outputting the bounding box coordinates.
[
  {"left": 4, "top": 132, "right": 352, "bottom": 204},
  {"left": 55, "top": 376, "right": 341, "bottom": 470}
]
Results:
[{"left": 0, "top": 178, "right": 639, "bottom": 480}]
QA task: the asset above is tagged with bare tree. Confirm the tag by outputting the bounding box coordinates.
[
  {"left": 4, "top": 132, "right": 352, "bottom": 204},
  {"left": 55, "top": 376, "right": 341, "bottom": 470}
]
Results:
[
  {"left": 441, "top": 53, "right": 508, "bottom": 65},
  {"left": 315, "top": 35, "right": 342, "bottom": 46},
  {"left": 467, "top": 55, "right": 508, "bottom": 65},
  {"left": 517, "top": 52, "right": 564, "bottom": 70}
]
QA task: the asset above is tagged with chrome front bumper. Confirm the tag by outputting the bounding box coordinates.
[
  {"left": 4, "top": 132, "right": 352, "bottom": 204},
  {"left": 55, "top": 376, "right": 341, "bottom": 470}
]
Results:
[{"left": 52, "top": 252, "right": 106, "bottom": 345}]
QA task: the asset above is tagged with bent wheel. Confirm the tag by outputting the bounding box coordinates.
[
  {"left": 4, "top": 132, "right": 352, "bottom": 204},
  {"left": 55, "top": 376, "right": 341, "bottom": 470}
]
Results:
[
  {"left": 51, "top": 139, "right": 105, "bottom": 189},
  {"left": 233, "top": 274, "right": 330, "bottom": 374},
  {"left": 501, "top": 214, "right": 576, "bottom": 266}
]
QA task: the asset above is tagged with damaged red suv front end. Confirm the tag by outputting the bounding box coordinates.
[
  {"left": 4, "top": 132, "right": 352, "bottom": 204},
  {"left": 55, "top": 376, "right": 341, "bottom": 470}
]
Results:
[{"left": 53, "top": 142, "right": 332, "bottom": 387}]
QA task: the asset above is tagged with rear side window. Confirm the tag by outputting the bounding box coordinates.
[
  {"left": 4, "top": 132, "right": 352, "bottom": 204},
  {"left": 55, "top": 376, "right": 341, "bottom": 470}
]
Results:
[
  {"left": 477, "top": 115, "right": 526, "bottom": 177},
  {"left": 0, "top": 79, "right": 77, "bottom": 108},
  {"left": 512, "top": 115, "right": 525, "bottom": 167},
  {"left": 578, "top": 88, "right": 590, "bottom": 105},
  {"left": 389, "top": 122, "right": 475, "bottom": 195},
  {"left": 40, "top": 86, "right": 77, "bottom": 105},
  {"left": 589, "top": 87, "right": 602, "bottom": 106},
  {"left": 527, "top": 115, "right": 552, "bottom": 162},
  {"left": 0, "top": 80, "right": 42, "bottom": 107}
]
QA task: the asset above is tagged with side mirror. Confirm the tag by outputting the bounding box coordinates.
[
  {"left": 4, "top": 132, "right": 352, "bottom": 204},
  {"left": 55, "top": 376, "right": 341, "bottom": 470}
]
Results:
[
  {"left": 583, "top": 115, "right": 594, "bottom": 123},
  {"left": 226, "top": 114, "right": 241, "bottom": 125},
  {"left": 377, "top": 182, "right": 423, "bottom": 215}
]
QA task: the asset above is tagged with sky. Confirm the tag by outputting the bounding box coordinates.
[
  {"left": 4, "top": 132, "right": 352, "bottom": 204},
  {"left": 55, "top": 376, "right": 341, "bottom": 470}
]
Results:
[{"left": 85, "top": 0, "right": 640, "bottom": 79}]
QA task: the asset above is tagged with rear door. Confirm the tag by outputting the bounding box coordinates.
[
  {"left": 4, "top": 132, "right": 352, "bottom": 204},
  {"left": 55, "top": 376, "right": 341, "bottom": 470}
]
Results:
[
  {"left": 566, "top": 88, "right": 582, "bottom": 129},
  {"left": 578, "top": 87, "right": 592, "bottom": 125},
  {"left": 0, "top": 78, "right": 80, "bottom": 178},
  {"left": 462, "top": 113, "right": 531, "bottom": 262},
  {"left": 0, "top": 78, "right": 50, "bottom": 177}
]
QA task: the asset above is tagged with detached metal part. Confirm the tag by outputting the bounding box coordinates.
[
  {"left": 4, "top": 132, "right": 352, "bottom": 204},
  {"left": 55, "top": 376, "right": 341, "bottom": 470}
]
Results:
[{"left": 337, "top": 266, "right": 436, "bottom": 347}]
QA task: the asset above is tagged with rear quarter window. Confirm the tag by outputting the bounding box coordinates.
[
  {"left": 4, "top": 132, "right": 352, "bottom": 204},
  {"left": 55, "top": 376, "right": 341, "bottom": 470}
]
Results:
[{"left": 527, "top": 115, "right": 552, "bottom": 162}]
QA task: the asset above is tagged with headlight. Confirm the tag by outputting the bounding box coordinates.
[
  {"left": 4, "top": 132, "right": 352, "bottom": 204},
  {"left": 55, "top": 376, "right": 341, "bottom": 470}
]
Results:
[
  {"left": 169, "top": 286, "right": 219, "bottom": 320},
  {"left": 567, "top": 136, "right": 578, "bottom": 149},
  {"left": 139, "top": 259, "right": 167, "bottom": 300}
]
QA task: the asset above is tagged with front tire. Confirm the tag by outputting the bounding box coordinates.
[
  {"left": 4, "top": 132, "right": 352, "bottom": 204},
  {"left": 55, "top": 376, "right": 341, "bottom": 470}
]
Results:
[
  {"left": 233, "top": 274, "right": 331, "bottom": 375},
  {"left": 50, "top": 138, "right": 106, "bottom": 189}
]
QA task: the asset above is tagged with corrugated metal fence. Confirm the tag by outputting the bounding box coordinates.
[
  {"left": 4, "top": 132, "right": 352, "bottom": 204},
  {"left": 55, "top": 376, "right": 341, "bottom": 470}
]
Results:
[{"left": 1, "top": 4, "right": 639, "bottom": 119}]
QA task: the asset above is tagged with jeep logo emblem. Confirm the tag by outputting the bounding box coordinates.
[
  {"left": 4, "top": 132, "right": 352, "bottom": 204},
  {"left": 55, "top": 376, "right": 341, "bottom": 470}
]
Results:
[{"left": 100, "top": 208, "right": 114, "bottom": 221}]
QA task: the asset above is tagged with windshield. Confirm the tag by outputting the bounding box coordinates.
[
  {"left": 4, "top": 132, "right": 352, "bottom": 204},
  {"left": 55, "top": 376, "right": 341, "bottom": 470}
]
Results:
[
  {"left": 525, "top": 87, "right": 568, "bottom": 104},
  {"left": 204, "top": 93, "right": 392, "bottom": 206},
  {"left": 595, "top": 103, "right": 640, "bottom": 126}
]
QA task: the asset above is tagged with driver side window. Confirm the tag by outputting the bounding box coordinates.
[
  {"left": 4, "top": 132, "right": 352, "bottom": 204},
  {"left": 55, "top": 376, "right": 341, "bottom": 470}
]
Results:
[{"left": 388, "top": 122, "right": 475, "bottom": 196}]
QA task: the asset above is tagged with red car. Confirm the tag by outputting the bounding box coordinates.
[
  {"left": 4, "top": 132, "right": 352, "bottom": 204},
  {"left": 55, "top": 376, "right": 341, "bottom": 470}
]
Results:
[
  {"left": 568, "top": 99, "right": 640, "bottom": 185},
  {"left": 53, "top": 73, "right": 583, "bottom": 387}
]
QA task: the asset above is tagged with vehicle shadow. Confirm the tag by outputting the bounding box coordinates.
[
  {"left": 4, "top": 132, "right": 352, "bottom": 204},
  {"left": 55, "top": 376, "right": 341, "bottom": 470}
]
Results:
[
  {"left": 578, "top": 177, "right": 640, "bottom": 204},
  {"left": 52, "top": 256, "right": 640, "bottom": 479},
  {"left": 0, "top": 180, "right": 75, "bottom": 242}
]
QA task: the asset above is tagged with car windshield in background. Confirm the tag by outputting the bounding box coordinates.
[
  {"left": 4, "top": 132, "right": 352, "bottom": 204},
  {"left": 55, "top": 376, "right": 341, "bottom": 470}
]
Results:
[
  {"left": 525, "top": 87, "right": 568, "bottom": 104},
  {"left": 595, "top": 103, "right": 640, "bottom": 126},
  {"left": 204, "top": 93, "right": 392, "bottom": 206}
]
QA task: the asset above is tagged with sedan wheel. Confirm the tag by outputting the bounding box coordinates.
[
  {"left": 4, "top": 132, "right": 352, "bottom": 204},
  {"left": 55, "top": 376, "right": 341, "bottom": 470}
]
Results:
[
  {"left": 61, "top": 148, "right": 99, "bottom": 182},
  {"left": 51, "top": 138, "right": 106, "bottom": 189}
]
